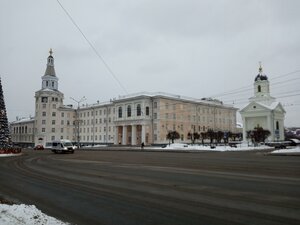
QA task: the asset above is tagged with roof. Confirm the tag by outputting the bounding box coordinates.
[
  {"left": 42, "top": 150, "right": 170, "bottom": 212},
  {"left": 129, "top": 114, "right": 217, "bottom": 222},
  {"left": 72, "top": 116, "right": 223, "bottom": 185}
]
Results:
[
  {"left": 240, "top": 100, "right": 286, "bottom": 113},
  {"left": 115, "top": 92, "right": 236, "bottom": 108},
  {"left": 254, "top": 74, "right": 268, "bottom": 81},
  {"left": 44, "top": 65, "right": 56, "bottom": 76},
  {"left": 10, "top": 117, "right": 35, "bottom": 124}
]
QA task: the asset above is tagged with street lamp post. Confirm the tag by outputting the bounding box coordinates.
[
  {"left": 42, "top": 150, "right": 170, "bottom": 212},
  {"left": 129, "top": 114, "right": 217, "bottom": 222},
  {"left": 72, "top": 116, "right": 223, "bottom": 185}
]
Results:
[{"left": 70, "top": 96, "right": 86, "bottom": 149}]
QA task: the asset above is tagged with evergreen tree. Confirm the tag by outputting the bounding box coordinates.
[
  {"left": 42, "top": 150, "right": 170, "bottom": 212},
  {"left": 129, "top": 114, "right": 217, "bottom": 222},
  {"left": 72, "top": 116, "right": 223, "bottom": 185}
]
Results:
[{"left": 0, "top": 78, "right": 11, "bottom": 148}]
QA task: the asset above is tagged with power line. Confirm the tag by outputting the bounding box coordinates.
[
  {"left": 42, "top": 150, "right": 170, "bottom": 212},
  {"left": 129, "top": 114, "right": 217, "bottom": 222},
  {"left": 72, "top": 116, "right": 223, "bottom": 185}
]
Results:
[
  {"left": 56, "top": 0, "right": 128, "bottom": 94},
  {"left": 210, "top": 69, "right": 300, "bottom": 98},
  {"left": 225, "top": 92, "right": 300, "bottom": 105}
]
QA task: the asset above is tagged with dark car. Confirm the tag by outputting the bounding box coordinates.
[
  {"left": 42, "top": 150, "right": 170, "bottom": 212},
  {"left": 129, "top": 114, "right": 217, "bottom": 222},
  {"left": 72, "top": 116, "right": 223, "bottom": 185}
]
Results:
[{"left": 34, "top": 145, "right": 44, "bottom": 150}]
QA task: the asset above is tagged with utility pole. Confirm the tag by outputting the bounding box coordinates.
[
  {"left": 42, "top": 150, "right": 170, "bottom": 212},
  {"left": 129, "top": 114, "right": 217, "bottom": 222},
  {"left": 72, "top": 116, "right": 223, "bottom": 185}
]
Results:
[{"left": 70, "top": 96, "right": 86, "bottom": 149}]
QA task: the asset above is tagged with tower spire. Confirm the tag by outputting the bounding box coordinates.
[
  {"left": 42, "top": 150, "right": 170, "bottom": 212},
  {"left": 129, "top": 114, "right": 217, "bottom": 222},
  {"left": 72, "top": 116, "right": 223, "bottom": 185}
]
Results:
[
  {"left": 44, "top": 48, "right": 56, "bottom": 76},
  {"left": 259, "top": 61, "right": 263, "bottom": 74}
]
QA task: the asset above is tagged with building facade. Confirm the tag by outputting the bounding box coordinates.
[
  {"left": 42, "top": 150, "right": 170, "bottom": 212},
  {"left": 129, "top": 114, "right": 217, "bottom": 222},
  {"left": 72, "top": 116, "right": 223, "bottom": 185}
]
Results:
[
  {"left": 240, "top": 64, "right": 285, "bottom": 141},
  {"left": 10, "top": 117, "right": 35, "bottom": 147},
  {"left": 10, "top": 50, "right": 238, "bottom": 147}
]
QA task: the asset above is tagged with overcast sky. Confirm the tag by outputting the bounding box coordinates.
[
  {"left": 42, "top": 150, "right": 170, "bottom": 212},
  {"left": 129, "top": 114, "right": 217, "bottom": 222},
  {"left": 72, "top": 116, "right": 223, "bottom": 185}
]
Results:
[{"left": 1, "top": 0, "right": 299, "bottom": 126}]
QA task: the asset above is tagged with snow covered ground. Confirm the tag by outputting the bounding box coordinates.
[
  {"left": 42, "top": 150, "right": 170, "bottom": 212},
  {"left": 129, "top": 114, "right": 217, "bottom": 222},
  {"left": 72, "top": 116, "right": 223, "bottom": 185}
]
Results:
[
  {"left": 270, "top": 146, "right": 300, "bottom": 154},
  {"left": 153, "top": 143, "right": 300, "bottom": 154},
  {"left": 0, "top": 153, "right": 22, "bottom": 157},
  {"left": 0, "top": 204, "right": 69, "bottom": 225},
  {"left": 156, "top": 143, "right": 273, "bottom": 151}
]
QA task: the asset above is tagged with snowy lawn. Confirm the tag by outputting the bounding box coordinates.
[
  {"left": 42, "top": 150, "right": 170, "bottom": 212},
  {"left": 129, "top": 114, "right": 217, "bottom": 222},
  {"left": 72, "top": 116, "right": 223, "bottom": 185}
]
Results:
[
  {"left": 0, "top": 204, "right": 69, "bottom": 225},
  {"left": 156, "top": 143, "right": 274, "bottom": 151}
]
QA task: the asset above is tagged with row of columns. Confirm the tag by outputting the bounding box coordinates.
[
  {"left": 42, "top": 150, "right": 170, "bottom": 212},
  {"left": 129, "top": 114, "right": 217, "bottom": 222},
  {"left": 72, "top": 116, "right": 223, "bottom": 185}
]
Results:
[{"left": 115, "top": 124, "right": 146, "bottom": 145}]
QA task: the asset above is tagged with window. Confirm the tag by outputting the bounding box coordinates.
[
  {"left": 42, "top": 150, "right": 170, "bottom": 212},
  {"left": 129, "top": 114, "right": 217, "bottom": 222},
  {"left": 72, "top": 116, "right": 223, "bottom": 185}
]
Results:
[
  {"left": 53, "top": 104, "right": 56, "bottom": 109},
  {"left": 146, "top": 106, "right": 150, "bottom": 116},
  {"left": 52, "top": 112, "right": 56, "bottom": 117},
  {"left": 258, "top": 85, "right": 261, "bottom": 92},
  {"left": 42, "top": 104, "right": 46, "bottom": 109},
  {"left": 52, "top": 120, "right": 55, "bottom": 125},
  {"left": 61, "top": 112, "right": 64, "bottom": 117},
  {"left": 42, "top": 120, "right": 46, "bottom": 125},
  {"left": 137, "top": 104, "right": 141, "bottom": 116},
  {"left": 153, "top": 113, "right": 157, "bottom": 119},
  {"left": 61, "top": 120, "right": 64, "bottom": 125},
  {"left": 276, "top": 121, "right": 279, "bottom": 130},
  {"left": 154, "top": 102, "right": 157, "bottom": 108},
  {"left": 61, "top": 128, "right": 64, "bottom": 133},
  {"left": 41, "top": 97, "right": 48, "bottom": 103},
  {"left": 42, "top": 128, "right": 46, "bottom": 132},
  {"left": 118, "top": 107, "right": 122, "bottom": 118},
  {"left": 42, "top": 112, "right": 46, "bottom": 116},
  {"left": 127, "top": 105, "right": 131, "bottom": 117},
  {"left": 52, "top": 128, "right": 55, "bottom": 132}
]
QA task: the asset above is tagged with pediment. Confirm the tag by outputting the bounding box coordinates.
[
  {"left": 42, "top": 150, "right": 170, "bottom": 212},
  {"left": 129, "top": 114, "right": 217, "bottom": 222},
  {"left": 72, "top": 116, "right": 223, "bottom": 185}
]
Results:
[
  {"left": 273, "top": 102, "right": 286, "bottom": 113},
  {"left": 240, "top": 102, "right": 270, "bottom": 113}
]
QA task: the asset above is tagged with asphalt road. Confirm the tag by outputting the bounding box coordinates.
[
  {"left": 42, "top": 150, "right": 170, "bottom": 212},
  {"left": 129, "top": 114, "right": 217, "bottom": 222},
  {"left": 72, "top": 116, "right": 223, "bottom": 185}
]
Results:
[{"left": 0, "top": 149, "right": 300, "bottom": 225}]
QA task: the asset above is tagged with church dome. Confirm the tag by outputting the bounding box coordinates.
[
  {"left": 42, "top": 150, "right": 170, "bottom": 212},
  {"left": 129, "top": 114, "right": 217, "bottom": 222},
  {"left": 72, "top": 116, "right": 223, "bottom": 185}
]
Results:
[
  {"left": 254, "top": 74, "right": 268, "bottom": 81},
  {"left": 254, "top": 62, "right": 268, "bottom": 81}
]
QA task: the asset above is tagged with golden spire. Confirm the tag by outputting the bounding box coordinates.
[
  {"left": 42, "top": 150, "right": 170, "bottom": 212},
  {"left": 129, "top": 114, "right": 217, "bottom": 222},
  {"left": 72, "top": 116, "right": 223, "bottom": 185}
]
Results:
[
  {"left": 49, "top": 48, "right": 53, "bottom": 56},
  {"left": 259, "top": 61, "right": 263, "bottom": 74}
]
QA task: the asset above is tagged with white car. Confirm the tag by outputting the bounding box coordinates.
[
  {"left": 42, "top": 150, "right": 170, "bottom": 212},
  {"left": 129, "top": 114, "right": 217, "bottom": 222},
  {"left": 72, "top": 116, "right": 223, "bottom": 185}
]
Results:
[{"left": 50, "top": 140, "right": 75, "bottom": 154}]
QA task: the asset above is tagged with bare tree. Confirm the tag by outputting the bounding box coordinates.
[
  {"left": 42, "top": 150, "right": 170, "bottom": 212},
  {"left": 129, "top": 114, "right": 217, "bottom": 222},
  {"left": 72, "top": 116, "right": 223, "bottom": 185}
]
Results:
[{"left": 166, "top": 130, "right": 180, "bottom": 144}]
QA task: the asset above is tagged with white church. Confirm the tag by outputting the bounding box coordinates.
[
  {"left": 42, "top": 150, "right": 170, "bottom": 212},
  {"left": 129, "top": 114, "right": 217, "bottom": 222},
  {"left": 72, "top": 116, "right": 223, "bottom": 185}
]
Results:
[{"left": 240, "top": 63, "right": 285, "bottom": 142}]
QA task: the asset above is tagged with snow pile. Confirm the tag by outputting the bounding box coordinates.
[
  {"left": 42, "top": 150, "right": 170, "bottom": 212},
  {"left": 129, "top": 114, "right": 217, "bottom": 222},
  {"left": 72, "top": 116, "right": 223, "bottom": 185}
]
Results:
[
  {"left": 0, "top": 153, "right": 22, "bottom": 157},
  {"left": 161, "top": 143, "right": 273, "bottom": 151},
  {"left": 271, "top": 146, "right": 300, "bottom": 154},
  {"left": 81, "top": 144, "right": 108, "bottom": 149},
  {"left": 0, "top": 204, "right": 69, "bottom": 225}
]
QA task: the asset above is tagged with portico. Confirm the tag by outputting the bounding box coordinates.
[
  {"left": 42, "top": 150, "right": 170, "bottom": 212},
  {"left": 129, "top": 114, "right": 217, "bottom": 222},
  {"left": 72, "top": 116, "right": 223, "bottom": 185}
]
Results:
[{"left": 115, "top": 123, "right": 148, "bottom": 145}]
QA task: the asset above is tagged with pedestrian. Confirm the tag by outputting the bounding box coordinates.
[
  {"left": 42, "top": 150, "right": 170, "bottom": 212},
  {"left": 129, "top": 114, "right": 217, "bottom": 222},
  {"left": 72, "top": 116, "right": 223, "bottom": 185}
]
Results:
[{"left": 141, "top": 142, "right": 144, "bottom": 149}]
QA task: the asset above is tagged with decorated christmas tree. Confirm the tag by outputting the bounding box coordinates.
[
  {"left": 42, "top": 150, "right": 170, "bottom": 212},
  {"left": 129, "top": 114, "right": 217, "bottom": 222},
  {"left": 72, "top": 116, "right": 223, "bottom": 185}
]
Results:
[{"left": 0, "top": 77, "right": 21, "bottom": 153}]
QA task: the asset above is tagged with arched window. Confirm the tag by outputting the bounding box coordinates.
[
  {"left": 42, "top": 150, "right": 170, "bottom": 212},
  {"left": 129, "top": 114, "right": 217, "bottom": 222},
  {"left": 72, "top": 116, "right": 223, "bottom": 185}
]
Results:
[
  {"left": 118, "top": 107, "right": 122, "bottom": 118},
  {"left": 145, "top": 106, "right": 150, "bottom": 116},
  {"left": 276, "top": 121, "right": 279, "bottom": 130},
  {"left": 127, "top": 105, "right": 132, "bottom": 117},
  {"left": 258, "top": 85, "right": 261, "bottom": 92},
  {"left": 137, "top": 104, "right": 141, "bottom": 116}
]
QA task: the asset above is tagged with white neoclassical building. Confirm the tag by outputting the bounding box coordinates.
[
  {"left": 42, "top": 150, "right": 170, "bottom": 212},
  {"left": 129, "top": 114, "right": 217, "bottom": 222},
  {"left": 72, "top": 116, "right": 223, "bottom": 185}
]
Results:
[
  {"left": 240, "top": 64, "right": 285, "bottom": 141},
  {"left": 10, "top": 49, "right": 238, "bottom": 147}
]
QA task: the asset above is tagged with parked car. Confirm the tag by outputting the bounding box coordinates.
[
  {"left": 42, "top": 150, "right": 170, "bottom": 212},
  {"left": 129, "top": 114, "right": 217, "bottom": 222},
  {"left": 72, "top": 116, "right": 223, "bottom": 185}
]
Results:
[{"left": 34, "top": 145, "right": 44, "bottom": 150}]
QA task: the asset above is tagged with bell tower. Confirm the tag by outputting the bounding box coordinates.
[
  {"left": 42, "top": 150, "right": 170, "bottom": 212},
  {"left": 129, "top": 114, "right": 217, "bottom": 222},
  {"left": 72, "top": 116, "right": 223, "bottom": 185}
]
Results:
[
  {"left": 249, "top": 62, "right": 275, "bottom": 105},
  {"left": 34, "top": 49, "right": 65, "bottom": 146},
  {"left": 41, "top": 48, "right": 59, "bottom": 90}
]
